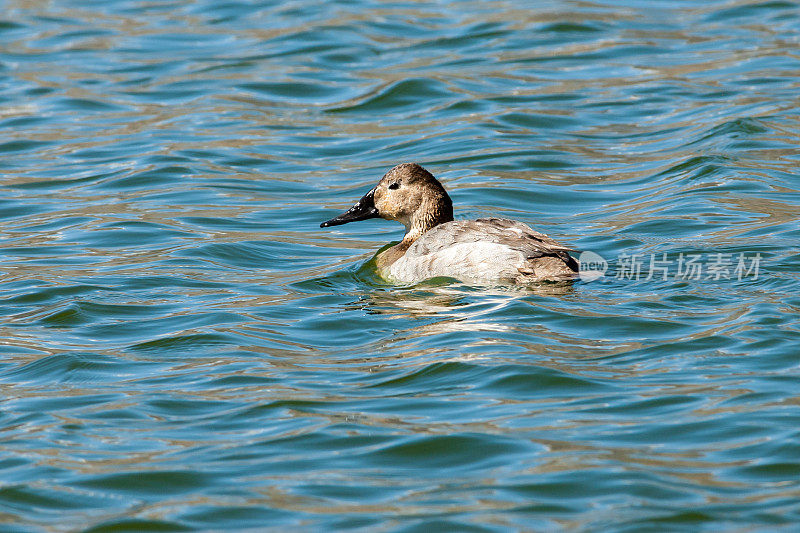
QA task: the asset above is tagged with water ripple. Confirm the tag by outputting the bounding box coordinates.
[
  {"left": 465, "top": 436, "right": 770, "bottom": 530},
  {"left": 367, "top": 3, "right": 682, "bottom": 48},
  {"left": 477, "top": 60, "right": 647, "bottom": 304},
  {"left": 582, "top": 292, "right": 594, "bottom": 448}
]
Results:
[{"left": 1, "top": 0, "right": 799, "bottom": 530}]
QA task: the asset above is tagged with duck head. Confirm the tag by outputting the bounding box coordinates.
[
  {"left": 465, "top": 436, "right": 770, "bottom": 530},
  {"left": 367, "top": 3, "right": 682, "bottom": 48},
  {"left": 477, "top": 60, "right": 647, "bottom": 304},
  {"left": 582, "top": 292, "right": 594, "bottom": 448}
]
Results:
[{"left": 321, "top": 163, "right": 454, "bottom": 242}]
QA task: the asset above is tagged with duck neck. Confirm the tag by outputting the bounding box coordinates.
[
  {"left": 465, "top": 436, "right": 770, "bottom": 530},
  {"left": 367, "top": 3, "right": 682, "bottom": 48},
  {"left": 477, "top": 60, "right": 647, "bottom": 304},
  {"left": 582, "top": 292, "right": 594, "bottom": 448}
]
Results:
[{"left": 401, "top": 194, "right": 454, "bottom": 246}]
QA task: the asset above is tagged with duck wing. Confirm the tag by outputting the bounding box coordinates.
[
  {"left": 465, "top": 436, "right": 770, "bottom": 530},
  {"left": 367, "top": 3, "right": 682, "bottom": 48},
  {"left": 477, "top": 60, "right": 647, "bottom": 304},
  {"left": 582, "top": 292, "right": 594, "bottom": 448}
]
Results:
[{"left": 412, "top": 218, "right": 574, "bottom": 256}]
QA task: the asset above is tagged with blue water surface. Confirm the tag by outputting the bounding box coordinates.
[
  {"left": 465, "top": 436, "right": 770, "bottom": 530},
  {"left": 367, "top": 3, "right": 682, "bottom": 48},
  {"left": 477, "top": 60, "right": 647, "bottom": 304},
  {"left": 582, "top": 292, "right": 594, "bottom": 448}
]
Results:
[{"left": 1, "top": 0, "right": 800, "bottom": 531}]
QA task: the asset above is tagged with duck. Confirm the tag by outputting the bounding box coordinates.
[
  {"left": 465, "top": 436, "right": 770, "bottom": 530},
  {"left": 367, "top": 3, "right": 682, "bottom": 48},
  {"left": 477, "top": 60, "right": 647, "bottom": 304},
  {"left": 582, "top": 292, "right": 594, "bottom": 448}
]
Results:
[{"left": 320, "top": 163, "right": 579, "bottom": 285}]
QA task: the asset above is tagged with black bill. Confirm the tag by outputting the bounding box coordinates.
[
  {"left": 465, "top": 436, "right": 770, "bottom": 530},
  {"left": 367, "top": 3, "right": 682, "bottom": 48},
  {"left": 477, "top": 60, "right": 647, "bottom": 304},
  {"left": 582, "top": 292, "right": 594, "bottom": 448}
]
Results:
[{"left": 320, "top": 187, "right": 379, "bottom": 228}]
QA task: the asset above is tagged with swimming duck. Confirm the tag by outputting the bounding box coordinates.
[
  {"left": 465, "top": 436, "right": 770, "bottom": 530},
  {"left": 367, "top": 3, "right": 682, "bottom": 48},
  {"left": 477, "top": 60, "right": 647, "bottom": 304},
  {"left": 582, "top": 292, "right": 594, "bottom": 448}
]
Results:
[{"left": 321, "top": 163, "right": 579, "bottom": 285}]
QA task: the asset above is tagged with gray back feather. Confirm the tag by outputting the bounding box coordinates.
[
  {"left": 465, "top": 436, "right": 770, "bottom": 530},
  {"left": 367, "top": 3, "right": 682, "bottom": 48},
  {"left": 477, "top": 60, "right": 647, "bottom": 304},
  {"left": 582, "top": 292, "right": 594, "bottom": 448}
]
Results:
[{"left": 409, "top": 218, "right": 574, "bottom": 259}]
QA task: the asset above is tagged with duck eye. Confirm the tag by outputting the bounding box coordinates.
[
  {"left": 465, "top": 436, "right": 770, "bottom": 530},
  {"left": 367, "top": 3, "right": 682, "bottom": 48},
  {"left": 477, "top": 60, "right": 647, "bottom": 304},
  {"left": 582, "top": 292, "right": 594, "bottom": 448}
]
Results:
[{"left": 388, "top": 182, "right": 400, "bottom": 190}]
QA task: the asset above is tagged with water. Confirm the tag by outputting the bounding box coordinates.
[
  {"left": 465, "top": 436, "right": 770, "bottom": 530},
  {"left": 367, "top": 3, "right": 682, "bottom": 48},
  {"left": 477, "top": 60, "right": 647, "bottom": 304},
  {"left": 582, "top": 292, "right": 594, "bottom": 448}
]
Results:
[{"left": 1, "top": 0, "right": 799, "bottom": 530}]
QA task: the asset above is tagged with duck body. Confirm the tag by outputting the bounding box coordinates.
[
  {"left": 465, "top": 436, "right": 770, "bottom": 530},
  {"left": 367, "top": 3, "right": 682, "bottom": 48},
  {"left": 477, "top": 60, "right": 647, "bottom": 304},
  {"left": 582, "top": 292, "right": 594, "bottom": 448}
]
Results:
[
  {"left": 379, "top": 218, "right": 578, "bottom": 284},
  {"left": 321, "top": 163, "right": 578, "bottom": 285}
]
